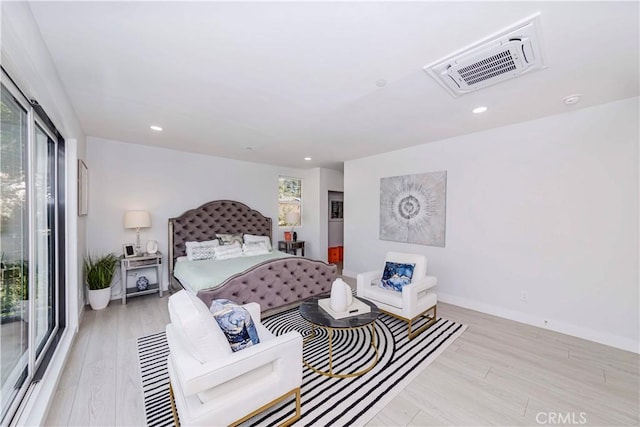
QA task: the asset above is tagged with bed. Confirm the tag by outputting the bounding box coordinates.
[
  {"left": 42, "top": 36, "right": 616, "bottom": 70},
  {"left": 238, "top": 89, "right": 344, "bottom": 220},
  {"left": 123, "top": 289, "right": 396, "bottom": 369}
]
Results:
[{"left": 168, "top": 200, "right": 337, "bottom": 312}]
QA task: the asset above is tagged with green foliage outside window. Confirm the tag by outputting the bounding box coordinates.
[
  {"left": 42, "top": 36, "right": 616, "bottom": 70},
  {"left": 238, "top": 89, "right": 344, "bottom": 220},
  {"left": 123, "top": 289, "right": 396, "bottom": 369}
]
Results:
[
  {"left": 278, "top": 177, "right": 302, "bottom": 226},
  {"left": 0, "top": 258, "right": 28, "bottom": 318}
]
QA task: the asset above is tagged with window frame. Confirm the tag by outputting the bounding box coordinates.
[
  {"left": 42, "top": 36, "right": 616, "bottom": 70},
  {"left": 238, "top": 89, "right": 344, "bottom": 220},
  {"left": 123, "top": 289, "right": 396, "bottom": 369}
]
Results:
[{"left": 278, "top": 176, "right": 302, "bottom": 227}]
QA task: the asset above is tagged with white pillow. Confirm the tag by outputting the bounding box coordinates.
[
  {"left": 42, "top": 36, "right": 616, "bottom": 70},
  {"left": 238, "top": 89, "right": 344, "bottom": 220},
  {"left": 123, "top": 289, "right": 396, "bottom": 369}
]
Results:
[
  {"left": 167, "top": 291, "right": 231, "bottom": 363},
  {"left": 243, "top": 234, "right": 272, "bottom": 251},
  {"left": 185, "top": 239, "right": 219, "bottom": 261},
  {"left": 215, "top": 244, "right": 244, "bottom": 260},
  {"left": 243, "top": 241, "right": 267, "bottom": 251},
  {"left": 243, "top": 241, "right": 270, "bottom": 256},
  {"left": 214, "top": 241, "right": 241, "bottom": 253},
  {"left": 217, "top": 233, "right": 244, "bottom": 246}
]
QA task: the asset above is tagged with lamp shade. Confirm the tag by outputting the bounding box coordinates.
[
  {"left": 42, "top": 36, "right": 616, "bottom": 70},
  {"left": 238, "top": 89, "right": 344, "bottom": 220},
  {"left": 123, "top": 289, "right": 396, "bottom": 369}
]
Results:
[
  {"left": 124, "top": 210, "right": 151, "bottom": 229},
  {"left": 285, "top": 211, "right": 300, "bottom": 226}
]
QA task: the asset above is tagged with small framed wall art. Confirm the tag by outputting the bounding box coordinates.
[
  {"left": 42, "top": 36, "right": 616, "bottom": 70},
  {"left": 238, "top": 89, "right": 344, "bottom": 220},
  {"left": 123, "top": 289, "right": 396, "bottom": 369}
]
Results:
[{"left": 123, "top": 243, "right": 136, "bottom": 258}]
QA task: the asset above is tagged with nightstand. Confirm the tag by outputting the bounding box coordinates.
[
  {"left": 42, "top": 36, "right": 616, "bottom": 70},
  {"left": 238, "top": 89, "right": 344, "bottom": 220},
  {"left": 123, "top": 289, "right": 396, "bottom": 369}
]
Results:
[
  {"left": 278, "top": 240, "right": 305, "bottom": 256},
  {"left": 120, "top": 252, "right": 163, "bottom": 304}
]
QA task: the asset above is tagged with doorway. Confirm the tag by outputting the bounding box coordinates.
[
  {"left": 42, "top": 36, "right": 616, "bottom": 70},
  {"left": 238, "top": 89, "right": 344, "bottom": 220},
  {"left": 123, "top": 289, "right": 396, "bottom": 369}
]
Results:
[{"left": 328, "top": 191, "right": 344, "bottom": 274}]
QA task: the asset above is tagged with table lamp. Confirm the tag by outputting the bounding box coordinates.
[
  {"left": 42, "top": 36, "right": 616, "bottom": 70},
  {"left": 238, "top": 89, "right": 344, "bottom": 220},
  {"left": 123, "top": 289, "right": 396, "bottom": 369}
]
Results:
[{"left": 124, "top": 210, "right": 151, "bottom": 255}]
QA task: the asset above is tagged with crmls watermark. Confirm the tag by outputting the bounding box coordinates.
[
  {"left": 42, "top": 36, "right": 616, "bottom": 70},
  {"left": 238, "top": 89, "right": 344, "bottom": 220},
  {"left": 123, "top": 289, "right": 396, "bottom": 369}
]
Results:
[{"left": 536, "top": 412, "right": 587, "bottom": 425}]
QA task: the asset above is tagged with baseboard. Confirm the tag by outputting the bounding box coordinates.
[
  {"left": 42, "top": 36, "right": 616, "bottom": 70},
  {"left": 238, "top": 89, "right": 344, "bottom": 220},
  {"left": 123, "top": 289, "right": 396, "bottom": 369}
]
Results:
[
  {"left": 77, "top": 304, "right": 85, "bottom": 332},
  {"left": 438, "top": 292, "right": 639, "bottom": 354}
]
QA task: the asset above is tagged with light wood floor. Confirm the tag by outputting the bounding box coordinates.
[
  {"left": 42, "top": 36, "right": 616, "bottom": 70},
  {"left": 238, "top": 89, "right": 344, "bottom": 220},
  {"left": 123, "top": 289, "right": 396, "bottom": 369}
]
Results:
[
  {"left": 45, "top": 294, "right": 170, "bottom": 426},
  {"left": 45, "top": 288, "right": 639, "bottom": 426}
]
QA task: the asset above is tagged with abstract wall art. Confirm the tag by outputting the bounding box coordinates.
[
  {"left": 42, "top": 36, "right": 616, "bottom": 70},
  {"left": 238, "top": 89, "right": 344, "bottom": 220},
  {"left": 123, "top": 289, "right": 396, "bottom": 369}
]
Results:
[{"left": 379, "top": 171, "right": 447, "bottom": 247}]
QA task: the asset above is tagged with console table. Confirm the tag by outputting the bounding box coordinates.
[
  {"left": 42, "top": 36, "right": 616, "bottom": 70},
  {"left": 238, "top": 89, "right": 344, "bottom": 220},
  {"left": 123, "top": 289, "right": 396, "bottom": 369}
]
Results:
[
  {"left": 278, "top": 240, "right": 305, "bottom": 256},
  {"left": 120, "top": 252, "right": 162, "bottom": 304}
]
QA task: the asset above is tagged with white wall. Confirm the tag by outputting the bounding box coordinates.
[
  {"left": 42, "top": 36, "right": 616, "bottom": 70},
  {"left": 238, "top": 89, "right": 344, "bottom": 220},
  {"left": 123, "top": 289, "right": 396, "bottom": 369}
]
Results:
[
  {"left": 86, "top": 137, "right": 331, "bottom": 296},
  {"left": 344, "top": 98, "right": 639, "bottom": 352},
  {"left": 1, "top": 2, "right": 87, "bottom": 424}
]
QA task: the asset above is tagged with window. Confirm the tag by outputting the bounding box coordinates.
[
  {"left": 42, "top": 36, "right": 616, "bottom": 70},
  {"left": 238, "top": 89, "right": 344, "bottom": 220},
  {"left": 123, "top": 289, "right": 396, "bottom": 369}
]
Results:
[
  {"left": 278, "top": 177, "right": 302, "bottom": 227},
  {"left": 1, "top": 70, "right": 66, "bottom": 424}
]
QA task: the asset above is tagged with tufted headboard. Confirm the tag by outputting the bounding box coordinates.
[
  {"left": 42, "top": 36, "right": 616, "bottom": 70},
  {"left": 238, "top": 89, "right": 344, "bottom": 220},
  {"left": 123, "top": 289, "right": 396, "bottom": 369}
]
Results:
[{"left": 168, "top": 200, "right": 272, "bottom": 285}]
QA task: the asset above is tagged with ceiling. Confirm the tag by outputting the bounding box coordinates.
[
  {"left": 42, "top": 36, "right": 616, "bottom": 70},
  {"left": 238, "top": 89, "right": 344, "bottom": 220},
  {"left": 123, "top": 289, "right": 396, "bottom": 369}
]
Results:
[{"left": 28, "top": 1, "right": 639, "bottom": 171}]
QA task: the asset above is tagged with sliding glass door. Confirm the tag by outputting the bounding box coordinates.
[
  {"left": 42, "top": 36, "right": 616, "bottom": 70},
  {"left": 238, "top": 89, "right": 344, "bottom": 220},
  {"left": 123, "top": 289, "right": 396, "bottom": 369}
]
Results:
[
  {"left": 0, "top": 83, "right": 29, "bottom": 422},
  {"left": 33, "top": 122, "right": 57, "bottom": 358},
  {"left": 0, "top": 71, "right": 64, "bottom": 424}
]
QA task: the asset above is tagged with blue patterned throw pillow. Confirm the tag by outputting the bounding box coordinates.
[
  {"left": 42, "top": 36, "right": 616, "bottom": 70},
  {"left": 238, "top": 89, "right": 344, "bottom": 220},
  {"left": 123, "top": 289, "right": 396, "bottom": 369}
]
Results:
[
  {"left": 209, "top": 299, "right": 260, "bottom": 352},
  {"left": 380, "top": 262, "right": 415, "bottom": 292}
]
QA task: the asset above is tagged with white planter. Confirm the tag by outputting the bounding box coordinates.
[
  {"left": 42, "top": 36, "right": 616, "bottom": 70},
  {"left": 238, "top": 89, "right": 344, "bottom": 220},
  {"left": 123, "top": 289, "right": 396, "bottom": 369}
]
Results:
[{"left": 88, "top": 287, "right": 112, "bottom": 310}]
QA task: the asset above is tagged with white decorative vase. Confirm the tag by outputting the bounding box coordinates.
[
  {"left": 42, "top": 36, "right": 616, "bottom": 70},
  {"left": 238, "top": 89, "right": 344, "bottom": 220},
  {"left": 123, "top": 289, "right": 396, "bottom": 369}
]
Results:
[
  {"left": 345, "top": 281, "right": 353, "bottom": 306},
  {"left": 88, "top": 287, "right": 112, "bottom": 310},
  {"left": 330, "top": 280, "right": 348, "bottom": 312}
]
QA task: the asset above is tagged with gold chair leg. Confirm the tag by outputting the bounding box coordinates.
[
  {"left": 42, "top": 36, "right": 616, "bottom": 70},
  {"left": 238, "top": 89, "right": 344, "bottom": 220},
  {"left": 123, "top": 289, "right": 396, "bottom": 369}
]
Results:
[
  {"left": 230, "top": 387, "right": 301, "bottom": 427},
  {"left": 407, "top": 305, "right": 437, "bottom": 340},
  {"left": 169, "top": 383, "right": 180, "bottom": 426},
  {"left": 281, "top": 388, "right": 302, "bottom": 427},
  {"left": 380, "top": 305, "right": 437, "bottom": 340}
]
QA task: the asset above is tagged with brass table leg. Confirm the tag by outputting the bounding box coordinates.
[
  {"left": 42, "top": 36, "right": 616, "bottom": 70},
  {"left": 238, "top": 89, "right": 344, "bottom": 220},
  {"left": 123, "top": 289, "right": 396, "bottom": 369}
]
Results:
[{"left": 303, "top": 322, "right": 379, "bottom": 379}]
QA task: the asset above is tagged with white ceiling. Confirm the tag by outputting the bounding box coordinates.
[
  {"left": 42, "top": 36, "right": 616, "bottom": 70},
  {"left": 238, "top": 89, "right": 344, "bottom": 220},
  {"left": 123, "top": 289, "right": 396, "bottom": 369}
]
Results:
[{"left": 29, "top": 1, "right": 639, "bottom": 170}]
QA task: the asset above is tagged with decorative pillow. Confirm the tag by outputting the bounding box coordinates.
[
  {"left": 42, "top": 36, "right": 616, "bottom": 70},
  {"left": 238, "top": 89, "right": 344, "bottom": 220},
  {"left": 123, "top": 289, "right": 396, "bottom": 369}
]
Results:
[
  {"left": 167, "top": 291, "right": 232, "bottom": 363},
  {"left": 242, "top": 234, "right": 272, "bottom": 251},
  {"left": 217, "top": 233, "right": 244, "bottom": 246},
  {"left": 209, "top": 299, "right": 260, "bottom": 352},
  {"left": 214, "top": 242, "right": 243, "bottom": 260},
  {"left": 380, "top": 262, "right": 416, "bottom": 292},
  {"left": 185, "top": 239, "right": 219, "bottom": 261},
  {"left": 189, "top": 246, "right": 217, "bottom": 261},
  {"left": 242, "top": 241, "right": 270, "bottom": 256}
]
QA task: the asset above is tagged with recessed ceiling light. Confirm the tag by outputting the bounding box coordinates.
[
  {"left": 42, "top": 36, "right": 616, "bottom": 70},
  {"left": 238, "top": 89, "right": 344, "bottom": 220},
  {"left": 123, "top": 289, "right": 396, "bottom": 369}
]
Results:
[
  {"left": 472, "top": 106, "right": 488, "bottom": 114},
  {"left": 563, "top": 94, "right": 582, "bottom": 105},
  {"left": 304, "top": 157, "right": 312, "bottom": 161},
  {"left": 150, "top": 125, "right": 163, "bottom": 131},
  {"left": 376, "top": 79, "right": 387, "bottom": 87}
]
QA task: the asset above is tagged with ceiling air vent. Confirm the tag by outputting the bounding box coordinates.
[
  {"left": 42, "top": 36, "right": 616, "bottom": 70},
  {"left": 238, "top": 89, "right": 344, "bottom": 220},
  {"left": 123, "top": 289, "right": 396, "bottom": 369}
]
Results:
[{"left": 424, "top": 13, "right": 546, "bottom": 97}]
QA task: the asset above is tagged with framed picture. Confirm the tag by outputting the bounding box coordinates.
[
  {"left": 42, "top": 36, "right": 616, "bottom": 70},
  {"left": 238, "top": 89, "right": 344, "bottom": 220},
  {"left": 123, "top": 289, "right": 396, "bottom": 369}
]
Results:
[
  {"left": 330, "top": 199, "right": 343, "bottom": 221},
  {"left": 380, "top": 171, "right": 447, "bottom": 247},
  {"left": 78, "top": 159, "right": 88, "bottom": 216},
  {"left": 123, "top": 244, "right": 136, "bottom": 258}
]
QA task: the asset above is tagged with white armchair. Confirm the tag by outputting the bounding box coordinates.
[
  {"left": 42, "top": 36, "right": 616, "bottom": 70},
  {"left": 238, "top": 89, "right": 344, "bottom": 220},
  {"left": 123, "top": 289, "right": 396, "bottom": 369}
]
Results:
[
  {"left": 166, "top": 290, "right": 302, "bottom": 426},
  {"left": 357, "top": 252, "right": 437, "bottom": 340}
]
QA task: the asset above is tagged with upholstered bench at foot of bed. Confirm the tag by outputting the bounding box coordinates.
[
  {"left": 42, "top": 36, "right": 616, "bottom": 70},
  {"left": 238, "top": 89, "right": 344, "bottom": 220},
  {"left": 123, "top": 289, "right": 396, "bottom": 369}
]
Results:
[{"left": 197, "top": 257, "right": 338, "bottom": 312}]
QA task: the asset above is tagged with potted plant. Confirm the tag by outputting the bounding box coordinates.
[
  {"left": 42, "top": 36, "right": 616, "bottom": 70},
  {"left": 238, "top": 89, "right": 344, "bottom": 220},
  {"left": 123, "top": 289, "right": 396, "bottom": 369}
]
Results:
[{"left": 84, "top": 253, "right": 118, "bottom": 310}]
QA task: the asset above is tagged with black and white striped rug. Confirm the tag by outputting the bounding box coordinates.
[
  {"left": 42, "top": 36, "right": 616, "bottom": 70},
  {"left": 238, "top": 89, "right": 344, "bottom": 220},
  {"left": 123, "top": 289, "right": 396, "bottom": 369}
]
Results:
[{"left": 137, "top": 308, "right": 466, "bottom": 427}]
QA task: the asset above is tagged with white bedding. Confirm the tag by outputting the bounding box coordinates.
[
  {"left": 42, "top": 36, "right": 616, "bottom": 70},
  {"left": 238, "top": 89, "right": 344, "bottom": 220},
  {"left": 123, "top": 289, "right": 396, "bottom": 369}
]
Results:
[{"left": 174, "top": 250, "right": 292, "bottom": 293}]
